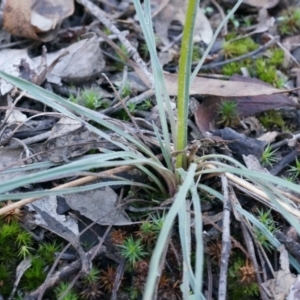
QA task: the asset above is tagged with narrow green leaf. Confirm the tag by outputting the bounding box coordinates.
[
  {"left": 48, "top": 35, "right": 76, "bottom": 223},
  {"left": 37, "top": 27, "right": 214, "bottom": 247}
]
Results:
[{"left": 176, "top": 0, "right": 200, "bottom": 169}]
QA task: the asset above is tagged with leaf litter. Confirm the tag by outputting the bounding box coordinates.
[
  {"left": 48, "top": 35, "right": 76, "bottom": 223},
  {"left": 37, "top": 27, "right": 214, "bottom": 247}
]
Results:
[{"left": 0, "top": 0, "right": 300, "bottom": 299}]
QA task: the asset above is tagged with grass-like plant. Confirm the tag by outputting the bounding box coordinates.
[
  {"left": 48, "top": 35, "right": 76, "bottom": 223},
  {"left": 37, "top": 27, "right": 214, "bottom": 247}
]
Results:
[
  {"left": 1, "top": 0, "right": 300, "bottom": 299},
  {"left": 55, "top": 282, "right": 79, "bottom": 300},
  {"left": 261, "top": 145, "right": 278, "bottom": 167},
  {"left": 289, "top": 157, "right": 300, "bottom": 177},
  {"left": 278, "top": 8, "right": 300, "bottom": 35},
  {"left": 223, "top": 36, "right": 258, "bottom": 58},
  {"left": 259, "top": 110, "right": 286, "bottom": 130},
  {"left": 69, "top": 87, "right": 107, "bottom": 110},
  {"left": 176, "top": 0, "right": 200, "bottom": 169},
  {"left": 217, "top": 100, "right": 239, "bottom": 127},
  {"left": 254, "top": 209, "right": 278, "bottom": 251},
  {"left": 119, "top": 235, "right": 148, "bottom": 266},
  {"left": 37, "top": 241, "right": 61, "bottom": 264}
]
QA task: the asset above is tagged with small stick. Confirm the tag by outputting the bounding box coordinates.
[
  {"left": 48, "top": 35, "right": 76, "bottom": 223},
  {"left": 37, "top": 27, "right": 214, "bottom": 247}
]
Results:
[
  {"left": 206, "top": 255, "right": 213, "bottom": 300},
  {"left": 210, "top": 0, "right": 227, "bottom": 36},
  {"left": 196, "top": 37, "right": 278, "bottom": 71},
  {"left": 218, "top": 175, "right": 231, "bottom": 300},
  {"left": 240, "top": 220, "right": 268, "bottom": 300},
  {"left": 0, "top": 165, "right": 135, "bottom": 215}
]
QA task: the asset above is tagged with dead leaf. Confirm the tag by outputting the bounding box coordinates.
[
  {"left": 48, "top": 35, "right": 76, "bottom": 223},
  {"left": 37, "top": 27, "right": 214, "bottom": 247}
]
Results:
[
  {"left": 164, "top": 73, "right": 286, "bottom": 97},
  {"left": 243, "top": 0, "right": 279, "bottom": 8},
  {"left": 37, "top": 33, "right": 105, "bottom": 84},
  {"left": 9, "top": 258, "right": 32, "bottom": 300},
  {"left": 190, "top": 75, "right": 298, "bottom": 135},
  {"left": 190, "top": 98, "right": 214, "bottom": 134},
  {"left": 287, "top": 276, "right": 300, "bottom": 300},
  {"left": 283, "top": 35, "right": 300, "bottom": 53},
  {"left": 229, "top": 75, "right": 299, "bottom": 116},
  {"left": 257, "top": 131, "right": 279, "bottom": 143},
  {"left": 29, "top": 201, "right": 91, "bottom": 274},
  {"left": 6, "top": 110, "right": 27, "bottom": 124},
  {"left": 0, "top": 34, "right": 104, "bottom": 93},
  {"left": 262, "top": 246, "right": 297, "bottom": 300},
  {"left": 43, "top": 117, "right": 100, "bottom": 163},
  {"left": 0, "top": 49, "right": 37, "bottom": 95},
  {"left": 242, "top": 116, "right": 264, "bottom": 136},
  {"left": 26, "top": 195, "right": 79, "bottom": 235},
  {"left": 110, "top": 72, "right": 149, "bottom": 93},
  {"left": 173, "top": 0, "right": 213, "bottom": 44},
  {"left": 64, "top": 186, "right": 132, "bottom": 226},
  {"left": 243, "top": 154, "right": 269, "bottom": 173},
  {"left": 0, "top": 145, "right": 46, "bottom": 181},
  {"left": 152, "top": 0, "right": 213, "bottom": 46},
  {"left": 251, "top": 8, "right": 275, "bottom": 34},
  {"left": 3, "top": 0, "right": 74, "bottom": 42}
]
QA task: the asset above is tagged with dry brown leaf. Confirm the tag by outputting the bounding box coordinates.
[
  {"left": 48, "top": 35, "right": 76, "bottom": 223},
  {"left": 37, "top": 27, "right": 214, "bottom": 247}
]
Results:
[
  {"left": 229, "top": 75, "right": 299, "bottom": 115},
  {"left": 164, "top": 73, "right": 283, "bottom": 97},
  {"left": 252, "top": 8, "right": 275, "bottom": 34},
  {"left": 152, "top": 0, "right": 213, "bottom": 45},
  {"left": 190, "top": 75, "right": 299, "bottom": 136},
  {"left": 243, "top": 0, "right": 279, "bottom": 8},
  {"left": 3, "top": 0, "right": 74, "bottom": 42},
  {"left": 283, "top": 35, "right": 300, "bottom": 53},
  {"left": 0, "top": 48, "right": 38, "bottom": 95},
  {"left": 35, "top": 33, "right": 105, "bottom": 84},
  {"left": 43, "top": 117, "right": 99, "bottom": 163},
  {"left": 262, "top": 246, "right": 297, "bottom": 300},
  {"left": 64, "top": 187, "right": 132, "bottom": 225}
]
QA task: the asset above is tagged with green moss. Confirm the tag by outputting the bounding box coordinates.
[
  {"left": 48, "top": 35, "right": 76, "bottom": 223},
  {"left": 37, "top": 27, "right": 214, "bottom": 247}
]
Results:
[
  {"left": 254, "top": 58, "right": 285, "bottom": 88},
  {"left": 69, "top": 87, "right": 108, "bottom": 110},
  {"left": 0, "top": 221, "right": 27, "bottom": 266},
  {"left": 1, "top": 221, "right": 20, "bottom": 237},
  {"left": 120, "top": 81, "right": 132, "bottom": 98},
  {"left": 222, "top": 58, "right": 252, "bottom": 76},
  {"left": 289, "top": 157, "right": 300, "bottom": 177},
  {"left": 55, "top": 282, "right": 78, "bottom": 300},
  {"left": 115, "top": 43, "right": 130, "bottom": 70},
  {"left": 269, "top": 49, "right": 285, "bottom": 67},
  {"left": 139, "top": 99, "right": 153, "bottom": 110},
  {"left": 0, "top": 263, "right": 12, "bottom": 296},
  {"left": 222, "top": 62, "right": 243, "bottom": 76},
  {"left": 0, "top": 220, "right": 66, "bottom": 296},
  {"left": 243, "top": 16, "right": 253, "bottom": 27},
  {"left": 192, "top": 43, "right": 202, "bottom": 61},
  {"left": 228, "top": 256, "right": 259, "bottom": 299},
  {"left": 127, "top": 103, "right": 137, "bottom": 113},
  {"left": 119, "top": 236, "right": 148, "bottom": 266},
  {"left": 256, "top": 59, "right": 277, "bottom": 84},
  {"left": 225, "top": 32, "right": 238, "bottom": 41},
  {"left": 278, "top": 8, "right": 300, "bottom": 35},
  {"left": 38, "top": 241, "right": 61, "bottom": 264},
  {"left": 261, "top": 145, "right": 278, "bottom": 167},
  {"left": 220, "top": 43, "right": 286, "bottom": 87},
  {"left": 217, "top": 100, "right": 239, "bottom": 127},
  {"left": 254, "top": 209, "right": 278, "bottom": 251},
  {"left": 258, "top": 110, "right": 286, "bottom": 130},
  {"left": 223, "top": 37, "right": 258, "bottom": 58},
  {"left": 23, "top": 257, "right": 47, "bottom": 291},
  {"left": 139, "top": 35, "right": 160, "bottom": 60},
  {"left": 103, "top": 27, "right": 112, "bottom": 36}
]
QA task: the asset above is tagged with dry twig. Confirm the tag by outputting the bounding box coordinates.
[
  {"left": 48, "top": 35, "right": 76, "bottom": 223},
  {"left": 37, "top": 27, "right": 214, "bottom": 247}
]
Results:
[{"left": 218, "top": 175, "right": 231, "bottom": 300}]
